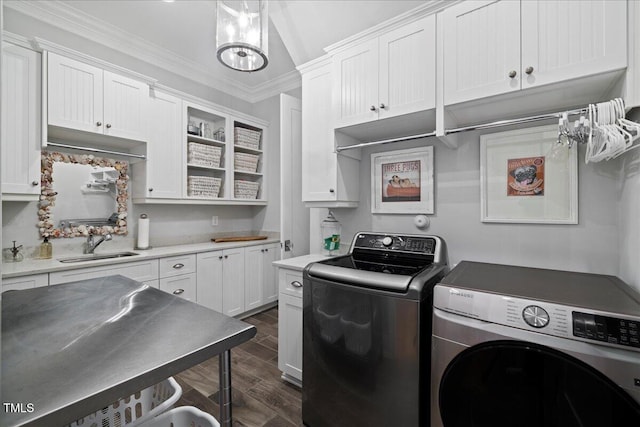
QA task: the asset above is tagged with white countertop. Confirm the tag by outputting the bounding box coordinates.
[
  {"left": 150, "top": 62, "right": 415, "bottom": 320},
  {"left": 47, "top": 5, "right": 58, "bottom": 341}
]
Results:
[
  {"left": 272, "top": 253, "right": 333, "bottom": 272},
  {"left": 2, "top": 238, "right": 280, "bottom": 279}
]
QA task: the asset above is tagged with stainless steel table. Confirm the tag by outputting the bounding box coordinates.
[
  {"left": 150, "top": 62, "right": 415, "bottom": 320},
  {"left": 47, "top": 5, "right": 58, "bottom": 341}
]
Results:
[{"left": 1, "top": 275, "right": 256, "bottom": 427}]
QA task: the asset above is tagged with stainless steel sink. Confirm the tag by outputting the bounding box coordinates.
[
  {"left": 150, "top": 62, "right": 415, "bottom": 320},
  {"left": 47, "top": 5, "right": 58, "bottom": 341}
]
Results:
[{"left": 58, "top": 252, "right": 139, "bottom": 263}]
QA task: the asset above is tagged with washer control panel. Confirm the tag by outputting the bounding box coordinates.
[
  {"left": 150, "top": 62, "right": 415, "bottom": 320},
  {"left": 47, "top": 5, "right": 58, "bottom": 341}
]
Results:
[
  {"left": 523, "top": 305, "right": 550, "bottom": 328},
  {"left": 353, "top": 233, "right": 436, "bottom": 254},
  {"left": 573, "top": 312, "right": 640, "bottom": 349}
]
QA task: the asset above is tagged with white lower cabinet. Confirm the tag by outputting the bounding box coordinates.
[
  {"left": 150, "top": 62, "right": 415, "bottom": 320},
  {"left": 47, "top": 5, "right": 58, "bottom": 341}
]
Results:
[
  {"left": 245, "top": 243, "right": 279, "bottom": 311},
  {"left": 49, "top": 259, "right": 160, "bottom": 285},
  {"left": 277, "top": 267, "right": 304, "bottom": 386},
  {"left": 196, "top": 247, "right": 246, "bottom": 317},
  {"left": 2, "top": 273, "right": 49, "bottom": 291}
]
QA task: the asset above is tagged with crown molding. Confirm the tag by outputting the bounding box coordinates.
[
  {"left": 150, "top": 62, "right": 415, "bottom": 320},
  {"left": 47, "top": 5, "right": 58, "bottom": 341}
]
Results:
[
  {"left": 4, "top": 0, "right": 300, "bottom": 103},
  {"left": 297, "top": 54, "right": 332, "bottom": 74},
  {"left": 324, "top": 0, "right": 462, "bottom": 56}
]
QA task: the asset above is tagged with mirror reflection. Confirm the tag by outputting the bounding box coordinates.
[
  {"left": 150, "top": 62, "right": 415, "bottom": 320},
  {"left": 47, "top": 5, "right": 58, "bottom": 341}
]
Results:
[{"left": 39, "top": 152, "right": 129, "bottom": 238}]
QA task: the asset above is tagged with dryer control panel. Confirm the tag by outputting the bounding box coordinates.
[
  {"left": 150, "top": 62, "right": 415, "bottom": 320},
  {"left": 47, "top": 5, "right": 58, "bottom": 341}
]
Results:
[{"left": 573, "top": 312, "right": 640, "bottom": 349}]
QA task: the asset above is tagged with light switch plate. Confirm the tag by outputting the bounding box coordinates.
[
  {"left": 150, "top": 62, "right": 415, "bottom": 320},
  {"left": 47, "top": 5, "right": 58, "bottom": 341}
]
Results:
[{"left": 211, "top": 216, "right": 218, "bottom": 226}]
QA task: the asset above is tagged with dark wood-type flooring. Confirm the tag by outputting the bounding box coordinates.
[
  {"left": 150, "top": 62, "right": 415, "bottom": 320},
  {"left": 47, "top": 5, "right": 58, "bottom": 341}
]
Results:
[{"left": 174, "top": 307, "right": 303, "bottom": 426}]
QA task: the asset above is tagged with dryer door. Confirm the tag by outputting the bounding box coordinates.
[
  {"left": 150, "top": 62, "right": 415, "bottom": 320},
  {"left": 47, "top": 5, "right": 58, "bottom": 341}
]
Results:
[{"left": 438, "top": 340, "right": 640, "bottom": 427}]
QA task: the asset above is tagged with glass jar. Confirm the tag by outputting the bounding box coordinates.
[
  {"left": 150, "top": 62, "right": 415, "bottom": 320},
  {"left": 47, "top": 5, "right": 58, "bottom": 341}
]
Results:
[{"left": 320, "top": 211, "right": 341, "bottom": 255}]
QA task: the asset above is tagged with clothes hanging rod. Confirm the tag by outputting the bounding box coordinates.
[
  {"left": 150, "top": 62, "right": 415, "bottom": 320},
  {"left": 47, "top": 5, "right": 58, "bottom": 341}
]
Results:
[
  {"left": 445, "top": 108, "right": 587, "bottom": 135},
  {"left": 335, "top": 130, "right": 437, "bottom": 152},
  {"left": 335, "top": 108, "right": 587, "bottom": 153},
  {"left": 46, "top": 142, "right": 147, "bottom": 160}
]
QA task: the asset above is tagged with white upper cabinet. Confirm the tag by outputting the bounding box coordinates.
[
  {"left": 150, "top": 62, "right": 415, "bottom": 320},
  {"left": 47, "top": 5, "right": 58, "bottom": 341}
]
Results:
[
  {"left": 333, "top": 14, "right": 436, "bottom": 128},
  {"left": 47, "top": 52, "right": 148, "bottom": 141},
  {"left": 442, "top": 0, "right": 627, "bottom": 106},
  {"left": 1, "top": 43, "right": 41, "bottom": 200},
  {"left": 301, "top": 61, "right": 360, "bottom": 206},
  {"left": 132, "top": 90, "right": 183, "bottom": 200}
]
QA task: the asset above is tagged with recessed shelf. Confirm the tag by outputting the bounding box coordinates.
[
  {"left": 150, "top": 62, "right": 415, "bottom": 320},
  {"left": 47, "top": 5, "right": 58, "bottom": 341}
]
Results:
[{"left": 187, "top": 163, "right": 226, "bottom": 172}]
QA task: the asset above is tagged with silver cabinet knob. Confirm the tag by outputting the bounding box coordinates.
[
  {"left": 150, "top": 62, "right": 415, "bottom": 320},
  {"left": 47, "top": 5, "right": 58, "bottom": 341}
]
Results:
[
  {"left": 96, "top": 121, "right": 102, "bottom": 126},
  {"left": 106, "top": 123, "right": 112, "bottom": 128},
  {"left": 291, "top": 281, "right": 303, "bottom": 288},
  {"left": 525, "top": 66, "right": 534, "bottom": 75},
  {"left": 31, "top": 180, "right": 39, "bottom": 186},
  {"left": 369, "top": 105, "right": 376, "bottom": 111},
  {"left": 508, "top": 70, "right": 517, "bottom": 78},
  {"left": 173, "top": 289, "right": 185, "bottom": 295},
  {"left": 379, "top": 103, "right": 386, "bottom": 109}
]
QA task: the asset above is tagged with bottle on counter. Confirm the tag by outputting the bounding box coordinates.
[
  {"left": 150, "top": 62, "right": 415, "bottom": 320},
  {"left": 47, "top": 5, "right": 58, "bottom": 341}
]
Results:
[{"left": 39, "top": 236, "right": 52, "bottom": 259}]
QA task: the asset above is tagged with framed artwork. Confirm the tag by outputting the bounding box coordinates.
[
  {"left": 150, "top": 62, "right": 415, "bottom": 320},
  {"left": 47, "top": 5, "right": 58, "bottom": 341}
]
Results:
[
  {"left": 480, "top": 124, "right": 578, "bottom": 224},
  {"left": 371, "top": 146, "right": 434, "bottom": 214}
]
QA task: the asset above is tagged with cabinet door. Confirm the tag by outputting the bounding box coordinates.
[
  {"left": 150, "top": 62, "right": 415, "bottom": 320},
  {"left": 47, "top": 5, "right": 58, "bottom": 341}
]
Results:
[
  {"left": 1, "top": 44, "right": 41, "bottom": 199},
  {"left": 222, "top": 248, "right": 245, "bottom": 317},
  {"left": 244, "top": 246, "right": 264, "bottom": 311},
  {"left": 47, "top": 52, "right": 103, "bottom": 133},
  {"left": 278, "top": 293, "right": 303, "bottom": 383},
  {"left": 103, "top": 70, "right": 148, "bottom": 141},
  {"left": 159, "top": 273, "right": 197, "bottom": 302},
  {"left": 301, "top": 64, "right": 338, "bottom": 202},
  {"left": 138, "top": 91, "right": 183, "bottom": 199},
  {"left": 262, "top": 243, "right": 279, "bottom": 304},
  {"left": 378, "top": 15, "right": 436, "bottom": 120},
  {"left": 2, "top": 273, "right": 48, "bottom": 291},
  {"left": 196, "top": 251, "right": 224, "bottom": 312},
  {"left": 520, "top": 0, "right": 627, "bottom": 89},
  {"left": 333, "top": 38, "right": 379, "bottom": 128},
  {"left": 442, "top": 0, "right": 521, "bottom": 105}
]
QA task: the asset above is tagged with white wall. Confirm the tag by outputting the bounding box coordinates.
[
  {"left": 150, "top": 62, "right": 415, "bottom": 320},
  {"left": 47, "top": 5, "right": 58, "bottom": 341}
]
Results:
[
  {"left": 618, "top": 108, "right": 640, "bottom": 293},
  {"left": 326, "top": 124, "right": 623, "bottom": 277}
]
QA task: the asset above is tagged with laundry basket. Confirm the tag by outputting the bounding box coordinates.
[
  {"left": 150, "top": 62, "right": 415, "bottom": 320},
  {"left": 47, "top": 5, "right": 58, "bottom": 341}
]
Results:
[
  {"left": 139, "top": 406, "right": 220, "bottom": 427},
  {"left": 67, "top": 377, "right": 182, "bottom": 427}
]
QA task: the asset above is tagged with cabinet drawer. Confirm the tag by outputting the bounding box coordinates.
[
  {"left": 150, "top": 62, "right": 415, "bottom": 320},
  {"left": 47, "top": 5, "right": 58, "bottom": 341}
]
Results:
[
  {"left": 278, "top": 268, "right": 303, "bottom": 298},
  {"left": 2, "top": 273, "right": 49, "bottom": 291},
  {"left": 50, "top": 259, "right": 159, "bottom": 285},
  {"left": 159, "top": 254, "right": 196, "bottom": 278},
  {"left": 159, "top": 273, "right": 196, "bottom": 302}
]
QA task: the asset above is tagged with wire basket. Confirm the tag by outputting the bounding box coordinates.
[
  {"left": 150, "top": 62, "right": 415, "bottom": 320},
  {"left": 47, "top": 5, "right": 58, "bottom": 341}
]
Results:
[
  {"left": 234, "top": 152, "right": 259, "bottom": 173},
  {"left": 139, "top": 406, "right": 219, "bottom": 427},
  {"left": 67, "top": 377, "right": 182, "bottom": 427},
  {"left": 188, "top": 176, "right": 222, "bottom": 198},
  {"left": 234, "top": 127, "right": 261, "bottom": 150},
  {"left": 234, "top": 180, "right": 260, "bottom": 199},
  {"left": 188, "top": 143, "right": 222, "bottom": 168}
]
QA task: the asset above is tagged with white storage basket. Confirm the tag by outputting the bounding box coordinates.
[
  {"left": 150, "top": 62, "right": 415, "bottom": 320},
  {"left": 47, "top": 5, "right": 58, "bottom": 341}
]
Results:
[
  {"left": 234, "top": 127, "right": 261, "bottom": 150},
  {"left": 234, "top": 152, "right": 259, "bottom": 173},
  {"left": 188, "top": 176, "right": 222, "bottom": 198},
  {"left": 139, "top": 406, "right": 220, "bottom": 427},
  {"left": 188, "top": 143, "right": 222, "bottom": 168},
  {"left": 68, "top": 377, "right": 182, "bottom": 427},
  {"left": 234, "top": 180, "right": 260, "bottom": 199}
]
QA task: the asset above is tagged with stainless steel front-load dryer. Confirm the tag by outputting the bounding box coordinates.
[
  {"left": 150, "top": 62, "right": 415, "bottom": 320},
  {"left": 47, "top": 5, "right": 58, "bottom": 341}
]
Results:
[{"left": 431, "top": 261, "right": 640, "bottom": 427}]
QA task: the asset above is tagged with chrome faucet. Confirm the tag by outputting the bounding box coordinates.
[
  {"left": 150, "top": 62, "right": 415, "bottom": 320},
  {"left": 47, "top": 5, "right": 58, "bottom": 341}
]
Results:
[{"left": 84, "top": 233, "right": 112, "bottom": 254}]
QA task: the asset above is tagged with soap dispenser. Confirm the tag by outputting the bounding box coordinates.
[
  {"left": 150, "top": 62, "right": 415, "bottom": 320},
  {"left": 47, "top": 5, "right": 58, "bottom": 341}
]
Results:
[
  {"left": 3, "top": 241, "right": 24, "bottom": 262},
  {"left": 39, "top": 236, "right": 52, "bottom": 259}
]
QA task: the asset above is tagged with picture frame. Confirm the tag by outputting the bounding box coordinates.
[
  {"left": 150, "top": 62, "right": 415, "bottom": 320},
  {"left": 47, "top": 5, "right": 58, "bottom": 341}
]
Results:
[
  {"left": 371, "top": 146, "right": 434, "bottom": 214},
  {"left": 480, "top": 124, "right": 578, "bottom": 224}
]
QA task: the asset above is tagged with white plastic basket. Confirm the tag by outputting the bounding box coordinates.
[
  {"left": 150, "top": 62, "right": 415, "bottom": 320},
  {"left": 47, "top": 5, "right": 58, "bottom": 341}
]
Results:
[
  {"left": 139, "top": 406, "right": 220, "bottom": 427},
  {"left": 188, "top": 176, "right": 222, "bottom": 198},
  {"left": 234, "top": 180, "right": 260, "bottom": 199},
  {"left": 234, "top": 152, "right": 259, "bottom": 173},
  {"left": 68, "top": 377, "right": 182, "bottom": 427},
  {"left": 234, "top": 127, "right": 261, "bottom": 150}
]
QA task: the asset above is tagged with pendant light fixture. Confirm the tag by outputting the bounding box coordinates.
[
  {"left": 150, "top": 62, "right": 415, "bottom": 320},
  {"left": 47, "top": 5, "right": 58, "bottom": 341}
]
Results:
[{"left": 216, "top": 0, "right": 269, "bottom": 72}]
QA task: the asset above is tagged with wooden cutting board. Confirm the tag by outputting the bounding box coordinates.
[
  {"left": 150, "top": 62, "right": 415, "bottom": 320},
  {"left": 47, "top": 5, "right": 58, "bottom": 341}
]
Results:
[{"left": 212, "top": 235, "right": 268, "bottom": 243}]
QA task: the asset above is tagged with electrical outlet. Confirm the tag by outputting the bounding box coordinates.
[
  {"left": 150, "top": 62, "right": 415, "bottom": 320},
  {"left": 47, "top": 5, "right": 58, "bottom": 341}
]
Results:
[{"left": 211, "top": 216, "right": 218, "bottom": 227}]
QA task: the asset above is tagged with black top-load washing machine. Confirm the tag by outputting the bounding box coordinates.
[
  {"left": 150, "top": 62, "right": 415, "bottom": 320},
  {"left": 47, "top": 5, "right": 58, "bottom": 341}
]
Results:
[
  {"left": 302, "top": 232, "right": 449, "bottom": 427},
  {"left": 432, "top": 261, "right": 640, "bottom": 427}
]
